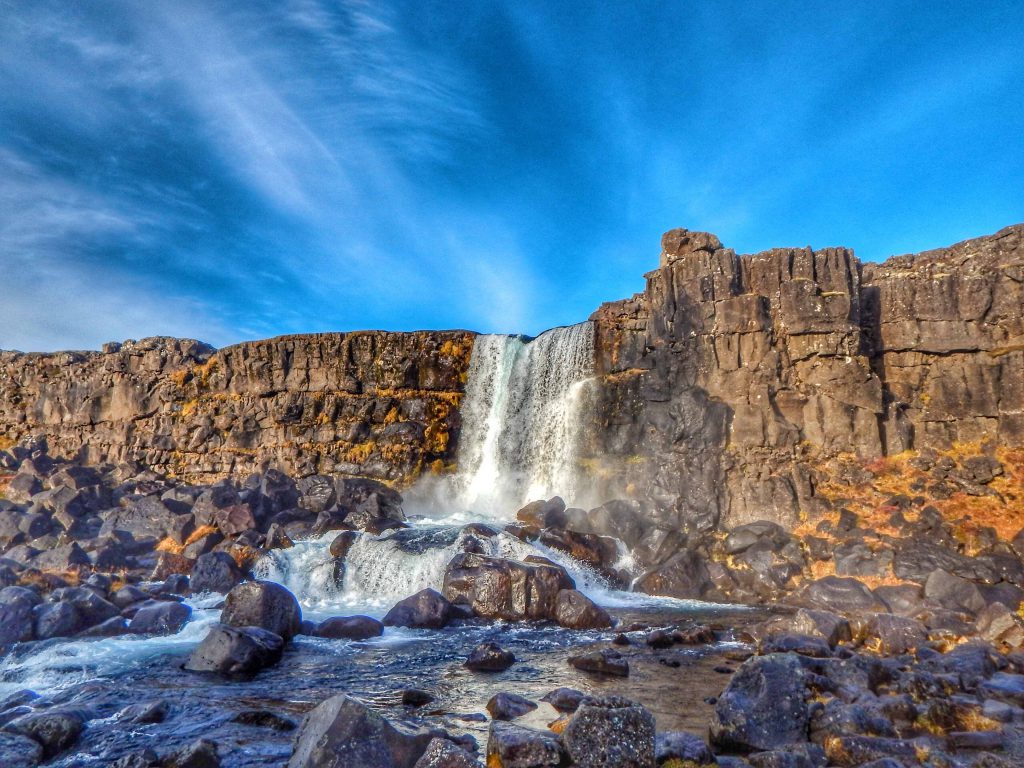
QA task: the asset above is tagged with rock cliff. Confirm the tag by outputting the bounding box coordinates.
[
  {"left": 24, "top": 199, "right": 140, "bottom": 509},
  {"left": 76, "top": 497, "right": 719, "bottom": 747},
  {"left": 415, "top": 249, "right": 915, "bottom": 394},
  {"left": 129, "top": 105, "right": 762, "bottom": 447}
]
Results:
[
  {"left": 589, "top": 223, "right": 1024, "bottom": 531},
  {"left": 0, "top": 332, "right": 474, "bottom": 484},
  {"left": 0, "top": 225, "right": 1021, "bottom": 532}
]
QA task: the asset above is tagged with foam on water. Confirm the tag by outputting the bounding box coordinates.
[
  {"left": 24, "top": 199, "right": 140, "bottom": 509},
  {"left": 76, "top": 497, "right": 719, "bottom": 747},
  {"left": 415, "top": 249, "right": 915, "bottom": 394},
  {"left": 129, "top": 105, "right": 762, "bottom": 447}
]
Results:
[{"left": 0, "top": 596, "right": 222, "bottom": 697}]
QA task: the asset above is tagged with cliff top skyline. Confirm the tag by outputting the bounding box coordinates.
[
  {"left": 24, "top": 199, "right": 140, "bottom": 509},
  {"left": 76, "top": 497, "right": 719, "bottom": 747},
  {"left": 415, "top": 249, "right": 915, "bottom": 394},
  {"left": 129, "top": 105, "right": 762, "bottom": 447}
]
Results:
[{"left": 2, "top": 1, "right": 1022, "bottom": 353}]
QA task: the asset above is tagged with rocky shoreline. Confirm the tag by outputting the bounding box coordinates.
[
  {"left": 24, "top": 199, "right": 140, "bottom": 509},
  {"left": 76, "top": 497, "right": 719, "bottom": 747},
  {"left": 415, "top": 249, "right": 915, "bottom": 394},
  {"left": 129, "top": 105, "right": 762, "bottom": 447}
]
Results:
[{"left": 0, "top": 437, "right": 1023, "bottom": 766}]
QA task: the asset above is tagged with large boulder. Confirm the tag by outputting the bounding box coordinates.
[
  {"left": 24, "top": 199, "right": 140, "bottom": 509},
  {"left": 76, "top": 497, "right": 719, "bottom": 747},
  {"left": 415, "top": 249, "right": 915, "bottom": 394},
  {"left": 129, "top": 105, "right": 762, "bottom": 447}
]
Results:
[
  {"left": 562, "top": 696, "right": 655, "bottom": 767},
  {"left": 441, "top": 553, "right": 573, "bottom": 622},
  {"left": 711, "top": 654, "right": 809, "bottom": 751},
  {"left": 221, "top": 581, "right": 302, "bottom": 641},
  {"left": 189, "top": 552, "right": 244, "bottom": 594},
  {"left": 184, "top": 624, "right": 285, "bottom": 676},
  {"left": 633, "top": 550, "right": 715, "bottom": 600},
  {"left": 33, "top": 600, "right": 83, "bottom": 640},
  {"left": 552, "top": 589, "right": 612, "bottom": 629},
  {"left": 383, "top": 589, "right": 453, "bottom": 630},
  {"left": 287, "top": 694, "right": 435, "bottom": 768}
]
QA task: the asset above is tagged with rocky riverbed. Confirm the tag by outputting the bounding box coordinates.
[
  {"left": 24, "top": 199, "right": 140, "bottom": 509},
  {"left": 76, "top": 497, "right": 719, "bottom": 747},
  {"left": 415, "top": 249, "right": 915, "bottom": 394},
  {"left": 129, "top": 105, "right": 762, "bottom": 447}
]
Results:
[{"left": 2, "top": 437, "right": 1024, "bottom": 766}]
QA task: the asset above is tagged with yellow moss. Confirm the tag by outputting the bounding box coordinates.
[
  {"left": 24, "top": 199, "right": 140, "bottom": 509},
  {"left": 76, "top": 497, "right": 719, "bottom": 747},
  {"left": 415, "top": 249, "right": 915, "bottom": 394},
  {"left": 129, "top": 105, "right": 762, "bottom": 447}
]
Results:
[
  {"left": 342, "top": 441, "right": 376, "bottom": 464},
  {"left": 183, "top": 524, "right": 218, "bottom": 547},
  {"left": 169, "top": 368, "right": 191, "bottom": 387},
  {"left": 0, "top": 435, "right": 15, "bottom": 451},
  {"left": 486, "top": 755, "right": 503, "bottom": 768},
  {"left": 383, "top": 406, "right": 401, "bottom": 426},
  {"left": 156, "top": 537, "right": 184, "bottom": 555}
]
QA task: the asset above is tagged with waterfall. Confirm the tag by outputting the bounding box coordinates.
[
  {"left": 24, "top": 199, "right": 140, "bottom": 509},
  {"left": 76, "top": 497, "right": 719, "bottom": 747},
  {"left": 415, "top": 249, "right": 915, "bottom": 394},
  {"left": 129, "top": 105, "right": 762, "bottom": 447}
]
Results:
[{"left": 450, "top": 322, "right": 595, "bottom": 517}]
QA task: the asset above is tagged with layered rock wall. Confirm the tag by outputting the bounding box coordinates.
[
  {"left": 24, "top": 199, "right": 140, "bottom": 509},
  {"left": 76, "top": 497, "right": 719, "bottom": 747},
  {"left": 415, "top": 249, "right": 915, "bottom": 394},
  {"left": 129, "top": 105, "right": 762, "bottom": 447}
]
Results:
[
  {"left": 0, "top": 225, "right": 1021, "bottom": 531},
  {"left": 589, "top": 224, "right": 1024, "bottom": 531},
  {"left": 0, "top": 332, "right": 474, "bottom": 484}
]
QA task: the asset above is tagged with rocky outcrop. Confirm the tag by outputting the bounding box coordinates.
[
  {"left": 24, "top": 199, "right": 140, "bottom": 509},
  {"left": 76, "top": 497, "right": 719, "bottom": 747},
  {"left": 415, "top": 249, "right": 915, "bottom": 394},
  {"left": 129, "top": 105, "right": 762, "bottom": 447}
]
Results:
[
  {"left": 588, "top": 224, "right": 1024, "bottom": 531},
  {"left": 0, "top": 332, "right": 473, "bottom": 484}
]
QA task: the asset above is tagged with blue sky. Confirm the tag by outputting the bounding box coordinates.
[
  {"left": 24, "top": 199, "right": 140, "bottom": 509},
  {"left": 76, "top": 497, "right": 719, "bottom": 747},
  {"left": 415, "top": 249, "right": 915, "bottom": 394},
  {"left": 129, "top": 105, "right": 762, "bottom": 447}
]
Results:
[{"left": 1, "top": 1, "right": 1021, "bottom": 352}]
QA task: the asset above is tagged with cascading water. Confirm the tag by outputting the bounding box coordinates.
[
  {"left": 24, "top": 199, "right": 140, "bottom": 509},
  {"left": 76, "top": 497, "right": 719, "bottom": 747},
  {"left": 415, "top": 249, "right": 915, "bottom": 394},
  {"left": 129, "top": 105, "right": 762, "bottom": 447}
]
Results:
[{"left": 446, "top": 321, "right": 596, "bottom": 518}]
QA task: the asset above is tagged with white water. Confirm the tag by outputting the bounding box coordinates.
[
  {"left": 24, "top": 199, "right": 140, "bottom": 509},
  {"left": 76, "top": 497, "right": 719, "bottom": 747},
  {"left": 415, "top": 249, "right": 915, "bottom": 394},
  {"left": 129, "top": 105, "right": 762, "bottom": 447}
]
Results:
[
  {"left": 412, "top": 322, "right": 597, "bottom": 522},
  {"left": 253, "top": 524, "right": 640, "bottom": 621}
]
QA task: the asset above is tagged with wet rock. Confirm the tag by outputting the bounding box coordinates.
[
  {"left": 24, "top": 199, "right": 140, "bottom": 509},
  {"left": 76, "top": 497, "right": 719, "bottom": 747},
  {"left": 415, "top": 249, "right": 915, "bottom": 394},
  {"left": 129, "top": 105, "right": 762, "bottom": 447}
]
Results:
[
  {"left": 221, "top": 580, "right": 302, "bottom": 640},
  {"left": 77, "top": 615, "right": 129, "bottom": 638},
  {"left": 711, "top": 653, "right": 809, "bottom": 751},
  {"left": 465, "top": 642, "right": 515, "bottom": 672},
  {"left": 654, "top": 731, "right": 714, "bottom": 766},
  {"left": 163, "top": 738, "right": 220, "bottom": 768},
  {"left": 232, "top": 710, "right": 297, "bottom": 731},
  {"left": 329, "top": 530, "right": 358, "bottom": 560},
  {"left": 127, "top": 600, "right": 192, "bottom": 635},
  {"left": 552, "top": 589, "right": 612, "bottom": 629},
  {"left": 412, "top": 737, "right": 478, "bottom": 768},
  {"left": 32, "top": 601, "right": 82, "bottom": 640},
  {"left": 316, "top": 615, "right": 384, "bottom": 641},
  {"left": 540, "top": 687, "right": 586, "bottom": 713},
  {"left": 383, "top": 588, "right": 453, "bottom": 630},
  {"left": 747, "top": 746, "right": 825, "bottom": 768},
  {"left": 6, "top": 708, "right": 85, "bottom": 759},
  {"left": 442, "top": 553, "right": 573, "bottom": 622},
  {"left": 0, "top": 731, "right": 43, "bottom": 768},
  {"left": 402, "top": 690, "right": 434, "bottom": 707},
  {"left": 189, "top": 552, "right": 243, "bottom": 594},
  {"left": 568, "top": 649, "right": 629, "bottom": 677},
  {"left": 101, "top": 496, "right": 192, "bottom": 544},
  {"left": 184, "top": 624, "right": 285, "bottom": 676},
  {"left": 339, "top": 479, "right": 406, "bottom": 533},
  {"left": 486, "top": 721, "right": 564, "bottom": 768},
  {"left": 487, "top": 692, "right": 537, "bottom": 721},
  {"left": 112, "top": 585, "right": 151, "bottom": 608},
  {"left": 562, "top": 695, "right": 655, "bottom": 767},
  {"left": 120, "top": 699, "right": 169, "bottom": 724},
  {"left": 634, "top": 549, "right": 714, "bottom": 600},
  {"left": 288, "top": 693, "right": 435, "bottom": 768},
  {"left": 725, "top": 521, "right": 790, "bottom": 555}
]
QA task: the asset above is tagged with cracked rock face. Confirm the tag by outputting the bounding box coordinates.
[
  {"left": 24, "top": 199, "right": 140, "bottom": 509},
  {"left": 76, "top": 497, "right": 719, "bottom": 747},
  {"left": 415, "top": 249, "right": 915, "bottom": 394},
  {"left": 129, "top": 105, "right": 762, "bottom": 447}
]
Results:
[{"left": 587, "top": 223, "right": 1024, "bottom": 532}]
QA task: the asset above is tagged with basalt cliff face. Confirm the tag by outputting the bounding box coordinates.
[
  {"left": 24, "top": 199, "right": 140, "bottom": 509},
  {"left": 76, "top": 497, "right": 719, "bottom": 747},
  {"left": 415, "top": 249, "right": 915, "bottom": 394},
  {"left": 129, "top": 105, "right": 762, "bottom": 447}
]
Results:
[
  {"left": 1, "top": 225, "right": 1022, "bottom": 532},
  {"left": 589, "top": 223, "right": 1024, "bottom": 531},
  {"left": 0, "top": 332, "right": 473, "bottom": 484}
]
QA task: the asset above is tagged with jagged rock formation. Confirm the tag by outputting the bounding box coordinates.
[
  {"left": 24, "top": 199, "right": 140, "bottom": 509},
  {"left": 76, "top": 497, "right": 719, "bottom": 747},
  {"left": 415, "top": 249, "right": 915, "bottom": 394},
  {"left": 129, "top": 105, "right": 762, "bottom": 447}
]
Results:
[
  {"left": 0, "top": 225, "right": 1021, "bottom": 533},
  {"left": 0, "top": 332, "right": 473, "bottom": 484},
  {"left": 589, "top": 224, "right": 1024, "bottom": 531}
]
